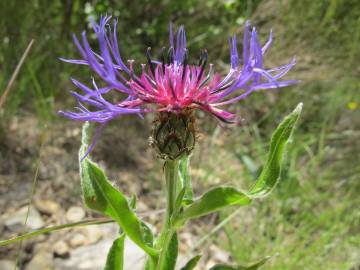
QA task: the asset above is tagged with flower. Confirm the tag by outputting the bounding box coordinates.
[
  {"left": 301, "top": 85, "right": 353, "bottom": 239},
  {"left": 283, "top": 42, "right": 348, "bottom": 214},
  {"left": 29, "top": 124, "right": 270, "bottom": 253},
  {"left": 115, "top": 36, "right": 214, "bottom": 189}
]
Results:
[{"left": 59, "top": 15, "right": 298, "bottom": 124}]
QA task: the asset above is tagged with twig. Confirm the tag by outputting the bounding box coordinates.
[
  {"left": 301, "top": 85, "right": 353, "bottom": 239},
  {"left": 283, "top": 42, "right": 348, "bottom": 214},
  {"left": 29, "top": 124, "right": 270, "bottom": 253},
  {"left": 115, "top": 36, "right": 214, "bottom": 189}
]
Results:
[
  {"left": 0, "top": 39, "right": 35, "bottom": 110},
  {"left": 0, "top": 209, "right": 165, "bottom": 247}
]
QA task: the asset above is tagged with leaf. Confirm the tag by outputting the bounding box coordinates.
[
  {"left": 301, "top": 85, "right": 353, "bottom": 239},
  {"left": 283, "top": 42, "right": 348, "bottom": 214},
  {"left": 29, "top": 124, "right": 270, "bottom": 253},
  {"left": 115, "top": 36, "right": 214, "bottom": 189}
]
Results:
[
  {"left": 141, "top": 221, "right": 155, "bottom": 248},
  {"left": 209, "top": 256, "right": 270, "bottom": 270},
  {"left": 250, "top": 103, "right": 303, "bottom": 198},
  {"left": 129, "top": 194, "right": 137, "bottom": 210},
  {"left": 160, "top": 232, "right": 178, "bottom": 270},
  {"left": 174, "top": 187, "right": 186, "bottom": 215},
  {"left": 179, "top": 255, "right": 202, "bottom": 270},
  {"left": 178, "top": 155, "right": 194, "bottom": 205},
  {"left": 173, "top": 187, "right": 251, "bottom": 227},
  {"left": 79, "top": 123, "right": 108, "bottom": 213},
  {"left": 79, "top": 123, "right": 158, "bottom": 257},
  {"left": 209, "top": 266, "right": 237, "bottom": 270},
  {"left": 172, "top": 104, "right": 302, "bottom": 227},
  {"left": 104, "top": 234, "right": 125, "bottom": 270}
]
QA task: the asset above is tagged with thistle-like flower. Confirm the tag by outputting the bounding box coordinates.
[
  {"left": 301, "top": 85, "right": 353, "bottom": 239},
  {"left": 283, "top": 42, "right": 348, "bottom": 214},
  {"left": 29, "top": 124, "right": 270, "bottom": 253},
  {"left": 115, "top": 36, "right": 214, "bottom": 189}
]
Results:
[
  {"left": 60, "top": 16, "right": 297, "bottom": 124},
  {"left": 60, "top": 16, "right": 298, "bottom": 159}
]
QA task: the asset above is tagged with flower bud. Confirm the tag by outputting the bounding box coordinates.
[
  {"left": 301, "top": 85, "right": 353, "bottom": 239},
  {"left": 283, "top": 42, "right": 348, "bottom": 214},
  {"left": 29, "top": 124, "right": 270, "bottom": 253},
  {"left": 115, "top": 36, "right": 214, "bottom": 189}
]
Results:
[{"left": 151, "top": 110, "right": 195, "bottom": 160}]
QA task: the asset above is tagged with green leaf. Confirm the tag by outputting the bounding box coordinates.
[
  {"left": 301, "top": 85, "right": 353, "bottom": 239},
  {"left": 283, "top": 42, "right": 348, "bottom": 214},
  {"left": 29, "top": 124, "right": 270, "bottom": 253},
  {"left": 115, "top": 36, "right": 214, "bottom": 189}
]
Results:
[
  {"left": 79, "top": 123, "right": 108, "bottom": 213},
  {"left": 178, "top": 155, "right": 194, "bottom": 205},
  {"left": 171, "top": 104, "right": 302, "bottom": 227},
  {"left": 141, "top": 221, "right": 155, "bottom": 248},
  {"left": 104, "top": 234, "right": 125, "bottom": 270},
  {"left": 179, "top": 255, "right": 202, "bottom": 270},
  {"left": 209, "top": 256, "right": 270, "bottom": 270},
  {"left": 250, "top": 103, "right": 303, "bottom": 198},
  {"left": 160, "top": 233, "right": 178, "bottom": 270},
  {"left": 209, "top": 266, "right": 236, "bottom": 270},
  {"left": 173, "top": 187, "right": 251, "bottom": 227},
  {"left": 174, "top": 187, "right": 186, "bottom": 215},
  {"left": 129, "top": 194, "right": 137, "bottom": 210},
  {"left": 79, "top": 123, "right": 158, "bottom": 257}
]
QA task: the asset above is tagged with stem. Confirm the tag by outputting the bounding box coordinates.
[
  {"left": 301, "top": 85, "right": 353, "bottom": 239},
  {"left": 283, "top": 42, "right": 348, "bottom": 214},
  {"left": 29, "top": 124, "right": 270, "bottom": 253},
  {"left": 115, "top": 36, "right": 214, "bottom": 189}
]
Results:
[
  {"left": 165, "top": 159, "right": 178, "bottom": 218},
  {"left": 0, "top": 209, "right": 165, "bottom": 248},
  {"left": 0, "top": 218, "right": 113, "bottom": 247},
  {"left": 156, "top": 159, "right": 179, "bottom": 270}
]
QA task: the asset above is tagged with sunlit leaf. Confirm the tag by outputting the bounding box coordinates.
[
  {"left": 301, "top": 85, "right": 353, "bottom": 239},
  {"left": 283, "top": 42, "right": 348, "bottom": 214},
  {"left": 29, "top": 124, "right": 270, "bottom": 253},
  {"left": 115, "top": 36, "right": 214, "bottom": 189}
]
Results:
[
  {"left": 172, "top": 104, "right": 302, "bottom": 227},
  {"left": 209, "top": 256, "right": 270, "bottom": 270},
  {"left": 129, "top": 194, "right": 137, "bottom": 210},
  {"left": 250, "top": 103, "right": 302, "bottom": 197},
  {"left": 174, "top": 187, "right": 186, "bottom": 215},
  {"left": 179, "top": 255, "right": 202, "bottom": 270},
  {"left": 173, "top": 187, "right": 251, "bottom": 227},
  {"left": 160, "top": 233, "right": 178, "bottom": 270},
  {"left": 178, "top": 155, "right": 194, "bottom": 205},
  {"left": 79, "top": 122, "right": 158, "bottom": 257},
  {"left": 104, "top": 234, "right": 125, "bottom": 270}
]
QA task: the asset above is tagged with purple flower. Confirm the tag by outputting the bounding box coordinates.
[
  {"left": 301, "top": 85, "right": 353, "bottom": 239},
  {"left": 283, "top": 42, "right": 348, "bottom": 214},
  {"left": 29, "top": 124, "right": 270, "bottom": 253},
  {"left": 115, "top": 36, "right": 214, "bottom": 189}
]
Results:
[{"left": 59, "top": 16, "right": 298, "bottom": 124}]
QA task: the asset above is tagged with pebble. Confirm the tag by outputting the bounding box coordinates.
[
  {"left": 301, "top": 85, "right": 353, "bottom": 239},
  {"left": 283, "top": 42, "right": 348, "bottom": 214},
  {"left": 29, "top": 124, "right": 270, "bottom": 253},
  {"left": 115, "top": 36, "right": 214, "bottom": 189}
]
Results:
[
  {"left": 33, "top": 242, "right": 52, "bottom": 253},
  {"left": 4, "top": 206, "right": 44, "bottom": 232},
  {"left": 54, "top": 237, "right": 145, "bottom": 270},
  {"left": 83, "top": 225, "right": 104, "bottom": 244},
  {"left": 66, "top": 206, "right": 85, "bottom": 222},
  {"left": 209, "top": 245, "right": 230, "bottom": 263},
  {"left": 0, "top": 260, "right": 15, "bottom": 270},
  {"left": 205, "top": 259, "right": 217, "bottom": 269},
  {"left": 53, "top": 240, "right": 70, "bottom": 258},
  {"left": 69, "top": 233, "right": 87, "bottom": 248},
  {"left": 25, "top": 251, "right": 54, "bottom": 270},
  {"left": 34, "top": 199, "right": 60, "bottom": 216}
]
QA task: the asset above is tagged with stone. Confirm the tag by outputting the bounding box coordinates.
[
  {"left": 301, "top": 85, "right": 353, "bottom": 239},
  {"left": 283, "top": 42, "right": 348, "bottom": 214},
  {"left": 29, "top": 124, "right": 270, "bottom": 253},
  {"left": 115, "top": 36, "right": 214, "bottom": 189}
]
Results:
[
  {"left": 4, "top": 206, "right": 44, "bottom": 232},
  {"left": 53, "top": 240, "right": 70, "bottom": 258},
  {"left": 66, "top": 206, "right": 85, "bottom": 222},
  {"left": 209, "top": 245, "right": 230, "bottom": 263},
  {"left": 25, "top": 251, "right": 54, "bottom": 270},
  {"left": 83, "top": 225, "right": 103, "bottom": 244},
  {"left": 69, "top": 233, "right": 87, "bottom": 248},
  {"left": 34, "top": 242, "right": 52, "bottom": 253},
  {"left": 205, "top": 259, "right": 217, "bottom": 269},
  {"left": 0, "top": 260, "right": 15, "bottom": 270},
  {"left": 54, "top": 223, "right": 145, "bottom": 270},
  {"left": 34, "top": 199, "right": 60, "bottom": 216}
]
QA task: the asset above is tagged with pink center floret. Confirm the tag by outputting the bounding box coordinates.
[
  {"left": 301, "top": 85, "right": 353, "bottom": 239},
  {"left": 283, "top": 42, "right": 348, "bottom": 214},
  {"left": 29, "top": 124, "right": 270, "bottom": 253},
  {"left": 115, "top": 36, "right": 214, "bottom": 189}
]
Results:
[{"left": 124, "top": 63, "right": 223, "bottom": 113}]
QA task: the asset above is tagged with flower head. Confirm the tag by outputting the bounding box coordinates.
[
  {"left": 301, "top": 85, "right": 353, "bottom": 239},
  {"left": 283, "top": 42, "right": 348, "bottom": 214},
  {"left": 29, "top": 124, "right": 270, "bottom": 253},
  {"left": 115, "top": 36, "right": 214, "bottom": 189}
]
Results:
[{"left": 60, "top": 16, "right": 298, "bottom": 124}]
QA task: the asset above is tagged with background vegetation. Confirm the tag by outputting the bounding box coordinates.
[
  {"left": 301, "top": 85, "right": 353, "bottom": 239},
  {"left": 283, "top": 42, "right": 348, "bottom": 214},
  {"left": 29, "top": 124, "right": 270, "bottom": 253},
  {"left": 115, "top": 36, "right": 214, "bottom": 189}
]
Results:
[{"left": 0, "top": 0, "right": 359, "bottom": 269}]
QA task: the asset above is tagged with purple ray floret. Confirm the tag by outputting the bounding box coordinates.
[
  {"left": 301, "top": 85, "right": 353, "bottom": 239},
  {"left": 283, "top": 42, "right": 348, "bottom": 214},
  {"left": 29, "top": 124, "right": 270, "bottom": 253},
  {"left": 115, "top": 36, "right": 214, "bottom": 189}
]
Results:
[{"left": 59, "top": 15, "right": 298, "bottom": 124}]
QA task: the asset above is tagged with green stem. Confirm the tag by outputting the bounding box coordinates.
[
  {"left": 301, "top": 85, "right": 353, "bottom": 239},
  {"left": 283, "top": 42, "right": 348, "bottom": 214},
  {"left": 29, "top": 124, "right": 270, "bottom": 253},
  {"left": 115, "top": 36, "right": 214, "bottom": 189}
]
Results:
[
  {"left": 0, "top": 218, "right": 113, "bottom": 247},
  {"left": 156, "top": 159, "right": 179, "bottom": 270}
]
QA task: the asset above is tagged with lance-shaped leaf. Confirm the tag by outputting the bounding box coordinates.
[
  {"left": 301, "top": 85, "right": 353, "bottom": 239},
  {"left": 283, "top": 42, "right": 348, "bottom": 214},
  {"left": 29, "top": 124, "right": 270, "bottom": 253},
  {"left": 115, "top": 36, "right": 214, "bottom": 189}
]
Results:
[
  {"left": 104, "top": 234, "right": 125, "bottom": 270},
  {"left": 250, "top": 103, "right": 302, "bottom": 197},
  {"left": 173, "top": 187, "right": 251, "bottom": 227},
  {"left": 209, "top": 256, "right": 270, "bottom": 270},
  {"left": 79, "top": 123, "right": 158, "bottom": 257},
  {"left": 179, "top": 255, "right": 202, "bottom": 270},
  {"left": 172, "top": 104, "right": 302, "bottom": 227}
]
